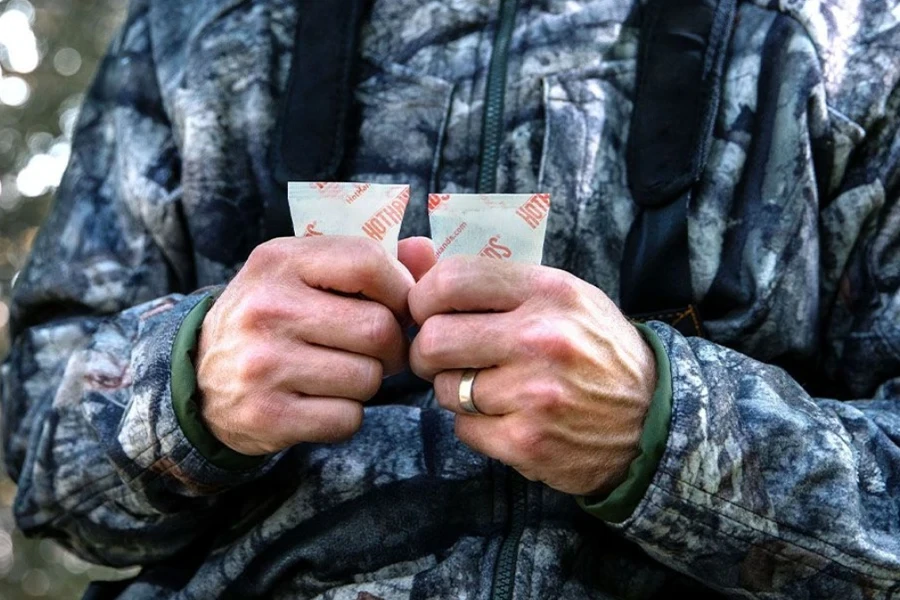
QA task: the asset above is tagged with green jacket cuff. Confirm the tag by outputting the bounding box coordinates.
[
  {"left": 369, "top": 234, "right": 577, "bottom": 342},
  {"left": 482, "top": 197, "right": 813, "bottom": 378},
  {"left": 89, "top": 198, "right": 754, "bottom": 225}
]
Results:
[
  {"left": 577, "top": 322, "right": 673, "bottom": 523},
  {"left": 171, "top": 291, "right": 270, "bottom": 472}
]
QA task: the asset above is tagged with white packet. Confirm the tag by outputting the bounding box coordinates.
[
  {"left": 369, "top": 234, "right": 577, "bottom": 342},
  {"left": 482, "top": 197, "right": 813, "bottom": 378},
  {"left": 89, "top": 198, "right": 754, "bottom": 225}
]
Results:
[
  {"left": 288, "top": 182, "right": 411, "bottom": 256},
  {"left": 428, "top": 193, "right": 551, "bottom": 265}
]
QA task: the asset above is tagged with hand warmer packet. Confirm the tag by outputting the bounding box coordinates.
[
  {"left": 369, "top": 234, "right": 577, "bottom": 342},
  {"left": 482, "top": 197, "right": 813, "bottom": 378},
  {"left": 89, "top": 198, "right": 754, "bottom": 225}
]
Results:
[
  {"left": 288, "top": 182, "right": 411, "bottom": 256},
  {"left": 428, "top": 193, "right": 551, "bottom": 265}
]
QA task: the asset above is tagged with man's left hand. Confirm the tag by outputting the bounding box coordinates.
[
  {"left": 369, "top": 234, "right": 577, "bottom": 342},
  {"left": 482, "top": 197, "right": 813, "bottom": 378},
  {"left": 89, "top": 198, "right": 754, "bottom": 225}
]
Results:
[{"left": 408, "top": 257, "right": 658, "bottom": 497}]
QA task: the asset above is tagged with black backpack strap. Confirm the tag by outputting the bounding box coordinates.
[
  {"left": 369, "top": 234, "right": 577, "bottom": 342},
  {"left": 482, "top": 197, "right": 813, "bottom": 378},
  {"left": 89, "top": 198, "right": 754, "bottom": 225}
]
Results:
[
  {"left": 267, "top": 0, "right": 370, "bottom": 236},
  {"left": 620, "top": 0, "right": 737, "bottom": 336}
]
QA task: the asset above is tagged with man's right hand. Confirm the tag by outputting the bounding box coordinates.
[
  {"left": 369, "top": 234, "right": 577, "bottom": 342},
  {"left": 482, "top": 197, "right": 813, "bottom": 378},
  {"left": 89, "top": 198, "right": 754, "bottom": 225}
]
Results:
[{"left": 195, "top": 236, "right": 421, "bottom": 456}]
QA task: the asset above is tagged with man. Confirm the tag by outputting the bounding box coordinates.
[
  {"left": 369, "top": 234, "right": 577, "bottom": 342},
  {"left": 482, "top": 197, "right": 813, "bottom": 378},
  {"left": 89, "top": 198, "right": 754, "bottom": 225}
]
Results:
[{"left": 2, "top": 0, "right": 899, "bottom": 597}]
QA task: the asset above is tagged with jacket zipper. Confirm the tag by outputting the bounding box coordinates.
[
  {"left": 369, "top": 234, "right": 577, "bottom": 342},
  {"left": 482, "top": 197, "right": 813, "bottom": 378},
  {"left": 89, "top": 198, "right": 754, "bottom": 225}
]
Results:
[
  {"left": 492, "top": 472, "right": 527, "bottom": 600},
  {"left": 477, "top": 0, "right": 520, "bottom": 193},
  {"left": 478, "top": 1, "right": 525, "bottom": 598}
]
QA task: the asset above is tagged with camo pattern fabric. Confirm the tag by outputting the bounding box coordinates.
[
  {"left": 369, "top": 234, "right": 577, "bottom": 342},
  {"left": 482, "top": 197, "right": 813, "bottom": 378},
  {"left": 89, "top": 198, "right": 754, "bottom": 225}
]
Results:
[{"left": 2, "top": 0, "right": 900, "bottom": 597}]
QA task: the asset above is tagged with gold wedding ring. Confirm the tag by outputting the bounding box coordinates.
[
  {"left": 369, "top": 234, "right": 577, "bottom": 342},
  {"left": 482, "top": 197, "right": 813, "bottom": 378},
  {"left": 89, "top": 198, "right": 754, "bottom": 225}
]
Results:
[{"left": 458, "top": 369, "right": 481, "bottom": 414}]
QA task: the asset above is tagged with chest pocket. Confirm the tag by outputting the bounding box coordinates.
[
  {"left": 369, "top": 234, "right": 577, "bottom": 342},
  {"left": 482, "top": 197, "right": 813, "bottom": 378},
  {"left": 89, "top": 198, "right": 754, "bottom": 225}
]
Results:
[{"left": 340, "top": 60, "right": 455, "bottom": 240}]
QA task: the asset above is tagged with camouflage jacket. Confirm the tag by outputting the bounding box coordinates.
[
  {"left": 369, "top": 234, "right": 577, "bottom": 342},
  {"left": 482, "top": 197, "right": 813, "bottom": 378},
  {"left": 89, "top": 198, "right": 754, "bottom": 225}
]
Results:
[{"left": 3, "top": 0, "right": 900, "bottom": 597}]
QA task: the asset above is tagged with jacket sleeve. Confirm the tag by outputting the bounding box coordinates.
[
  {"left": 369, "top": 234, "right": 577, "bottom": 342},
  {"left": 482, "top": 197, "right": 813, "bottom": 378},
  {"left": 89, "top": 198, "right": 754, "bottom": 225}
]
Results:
[
  {"left": 610, "top": 124, "right": 900, "bottom": 595},
  {"left": 0, "top": 2, "right": 272, "bottom": 567}
]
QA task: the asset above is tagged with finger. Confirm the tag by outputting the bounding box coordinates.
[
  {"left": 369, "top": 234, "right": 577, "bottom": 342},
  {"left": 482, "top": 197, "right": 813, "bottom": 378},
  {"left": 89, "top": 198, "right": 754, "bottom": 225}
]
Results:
[
  {"left": 398, "top": 236, "right": 437, "bottom": 282},
  {"left": 286, "top": 397, "right": 364, "bottom": 444},
  {"left": 410, "top": 312, "right": 515, "bottom": 380},
  {"left": 409, "top": 256, "right": 535, "bottom": 324},
  {"left": 234, "top": 394, "right": 365, "bottom": 451},
  {"left": 295, "top": 287, "right": 408, "bottom": 375},
  {"left": 256, "top": 236, "right": 414, "bottom": 320},
  {"left": 453, "top": 413, "right": 521, "bottom": 468},
  {"left": 278, "top": 344, "right": 384, "bottom": 401},
  {"left": 433, "top": 367, "right": 522, "bottom": 417}
]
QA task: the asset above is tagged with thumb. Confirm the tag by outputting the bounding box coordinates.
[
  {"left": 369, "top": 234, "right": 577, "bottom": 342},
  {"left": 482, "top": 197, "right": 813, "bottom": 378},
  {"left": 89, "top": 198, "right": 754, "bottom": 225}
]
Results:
[{"left": 398, "top": 236, "right": 436, "bottom": 282}]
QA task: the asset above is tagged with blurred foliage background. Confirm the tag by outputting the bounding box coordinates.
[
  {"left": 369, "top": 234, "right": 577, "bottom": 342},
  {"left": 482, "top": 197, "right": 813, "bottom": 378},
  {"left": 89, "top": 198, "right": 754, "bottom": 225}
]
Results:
[{"left": 0, "top": 0, "right": 136, "bottom": 597}]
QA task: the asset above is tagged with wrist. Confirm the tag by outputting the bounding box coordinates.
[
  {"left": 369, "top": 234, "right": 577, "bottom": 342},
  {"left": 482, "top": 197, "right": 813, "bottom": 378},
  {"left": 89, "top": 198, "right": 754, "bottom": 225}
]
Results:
[
  {"left": 171, "top": 290, "right": 267, "bottom": 471},
  {"left": 588, "top": 327, "right": 658, "bottom": 495},
  {"left": 579, "top": 322, "right": 674, "bottom": 522}
]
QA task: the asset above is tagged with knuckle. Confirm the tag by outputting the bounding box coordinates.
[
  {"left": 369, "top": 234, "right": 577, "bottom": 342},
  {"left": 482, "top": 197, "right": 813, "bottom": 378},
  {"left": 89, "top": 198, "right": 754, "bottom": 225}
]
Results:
[
  {"left": 357, "top": 359, "right": 383, "bottom": 399},
  {"left": 347, "top": 234, "right": 382, "bottom": 254},
  {"left": 241, "top": 395, "right": 284, "bottom": 436},
  {"left": 519, "top": 318, "right": 550, "bottom": 349},
  {"left": 413, "top": 317, "right": 448, "bottom": 366},
  {"left": 362, "top": 306, "right": 397, "bottom": 349},
  {"left": 414, "top": 320, "right": 439, "bottom": 361},
  {"left": 237, "top": 294, "right": 285, "bottom": 330},
  {"left": 528, "top": 379, "right": 568, "bottom": 414},
  {"left": 235, "top": 348, "right": 274, "bottom": 383},
  {"left": 247, "top": 240, "right": 287, "bottom": 267},
  {"left": 509, "top": 422, "right": 547, "bottom": 463},
  {"left": 534, "top": 269, "right": 579, "bottom": 306},
  {"left": 520, "top": 318, "right": 577, "bottom": 363},
  {"left": 433, "top": 373, "right": 458, "bottom": 410},
  {"left": 431, "top": 260, "right": 464, "bottom": 300},
  {"left": 352, "top": 238, "right": 389, "bottom": 278}
]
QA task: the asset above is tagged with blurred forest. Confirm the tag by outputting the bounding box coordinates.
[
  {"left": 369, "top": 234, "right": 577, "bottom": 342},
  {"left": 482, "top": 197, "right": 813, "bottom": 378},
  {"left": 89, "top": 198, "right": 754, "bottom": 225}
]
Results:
[{"left": 0, "top": 0, "right": 135, "bottom": 598}]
